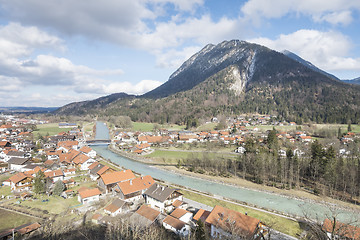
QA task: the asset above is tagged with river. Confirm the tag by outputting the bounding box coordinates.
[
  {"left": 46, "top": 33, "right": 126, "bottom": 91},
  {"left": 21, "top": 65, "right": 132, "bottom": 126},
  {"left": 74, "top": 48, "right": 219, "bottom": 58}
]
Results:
[{"left": 92, "top": 122, "right": 359, "bottom": 222}]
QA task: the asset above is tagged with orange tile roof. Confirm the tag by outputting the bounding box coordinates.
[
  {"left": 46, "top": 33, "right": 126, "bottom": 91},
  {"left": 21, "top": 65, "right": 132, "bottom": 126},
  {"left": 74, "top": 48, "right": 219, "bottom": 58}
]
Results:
[
  {"left": 57, "top": 140, "right": 78, "bottom": 148},
  {"left": 163, "top": 215, "right": 186, "bottom": 231},
  {"left": 138, "top": 135, "right": 166, "bottom": 143},
  {"left": 8, "top": 172, "right": 28, "bottom": 184},
  {"left": 172, "top": 199, "right": 183, "bottom": 208},
  {"left": 80, "top": 146, "right": 93, "bottom": 154},
  {"left": 97, "top": 166, "right": 110, "bottom": 175},
  {"left": 104, "top": 199, "right": 126, "bottom": 213},
  {"left": 170, "top": 208, "right": 190, "bottom": 219},
  {"left": 205, "top": 205, "right": 260, "bottom": 237},
  {"left": 135, "top": 204, "right": 160, "bottom": 222},
  {"left": 79, "top": 188, "right": 101, "bottom": 199},
  {"left": 88, "top": 161, "right": 100, "bottom": 170},
  {"left": 100, "top": 169, "right": 135, "bottom": 185},
  {"left": 72, "top": 153, "right": 90, "bottom": 164},
  {"left": 44, "top": 169, "right": 64, "bottom": 178},
  {"left": 116, "top": 175, "right": 155, "bottom": 195},
  {"left": 17, "top": 222, "right": 41, "bottom": 235},
  {"left": 323, "top": 219, "right": 360, "bottom": 239},
  {"left": 193, "top": 209, "right": 211, "bottom": 222}
]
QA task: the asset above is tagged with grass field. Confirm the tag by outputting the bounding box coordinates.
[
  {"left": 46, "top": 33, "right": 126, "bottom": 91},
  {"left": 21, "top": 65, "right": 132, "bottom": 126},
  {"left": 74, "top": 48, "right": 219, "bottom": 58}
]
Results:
[
  {"left": 34, "top": 123, "right": 72, "bottom": 138},
  {"left": 181, "top": 189, "right": 302, "bottom": 237},
  {"left": 0, "top": 209, "right": 36, "bottom": 232},
  {"left": 0, "top": 186, "right": 11, "bottom": 197},
  {"left": 196, "top": 122, "right": 217, "bottom": 131},
  {"left": 0, "top": 173, "right": 13, "bottom": 184},
  {"left": 312, "top": 124, "right": 360, "bottom": 133},
  {"left": 20, "top": 195, "right": 80, "bottom": 214},
  {"left": 131, "top": 122, "right": 185, "bottom": 131},
  {"left": 145, "top": 150, "right": 236, "bottom": 164}
]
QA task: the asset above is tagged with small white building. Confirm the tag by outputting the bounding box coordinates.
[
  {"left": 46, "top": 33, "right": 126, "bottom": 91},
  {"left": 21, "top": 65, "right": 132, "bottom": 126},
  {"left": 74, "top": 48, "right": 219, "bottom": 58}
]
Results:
[
  {"left": 104, "top": 198, "right": 128, "bottom": 217},
  {"left": 144, "top": 183, "right": 183, "bottom": 213},
  {"left": 78, "top": 188, "right": 102, "bottom": 204},
  {"left": 162, "top": 215, "right": 191, "bottom": 237}
]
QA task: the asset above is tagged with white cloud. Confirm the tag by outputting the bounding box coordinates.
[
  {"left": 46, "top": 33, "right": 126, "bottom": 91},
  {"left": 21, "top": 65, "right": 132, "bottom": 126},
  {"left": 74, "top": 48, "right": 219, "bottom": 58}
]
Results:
[
  {"left": 241, "top": 0, "right": 360, "bottom": 25},
  {"left": 100, "top": 79, "right": 162, "bottom": 95},
  {"left": 155, "top": 46, "right": 202, "bottom": 68},
  {"left": 249, "top": 29, "right": 360, "bottom": 71},
  {"left": 0, "top": 76, "right": 22, "bottom": 92},
  {"left": 0, "top": 23, "right": 124, "bottom": 94},
  {"left": 313, "top": 10, "right": 353, "bottom": 25}
]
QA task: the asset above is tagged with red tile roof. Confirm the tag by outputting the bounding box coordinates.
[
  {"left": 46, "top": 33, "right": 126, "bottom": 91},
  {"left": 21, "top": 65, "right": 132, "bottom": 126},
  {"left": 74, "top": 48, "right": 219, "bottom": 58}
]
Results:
[
  {"left": 72, "top": 153, "right": 90, "bottom": 164},
  {"left": 116, "top": 175, "right": 155, "bottom": 195},
  {"left": 205, "top": 205, "right": 260, "bottom": 237},
  {"left": 79, "top": 188, "right": 101, "bottom": 199},
  {"left": 135, "top": 205, "right": 160, "bottom": 222},
  {"left": 323, "top": 218, "right": 360, "bottom": 240},
  {"left": 100, "top": 170, "right": 135, "bottom": 185},
  {"left": 80, "top": 146, "right": 93, "bottom": 154},
  {"left": 170, "top": 208, "right": 190, "bottom": 219}
]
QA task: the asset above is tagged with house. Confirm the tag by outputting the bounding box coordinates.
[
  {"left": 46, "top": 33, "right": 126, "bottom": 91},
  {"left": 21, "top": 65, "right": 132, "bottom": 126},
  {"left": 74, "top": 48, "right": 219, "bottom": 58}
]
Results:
[
  {"left": 7, "top": 172, "right": 33, "bottom": 191},
  {"left": 322, "top": 218, "right": 360, "bottom": 240},
  {"left": 7, "top": 157, "right": 31, "bottom": 171},
  {"left": 63, "top": 168, "right": 76, "bottom": 177},
  {"left": 78, "top": 187, "right": 102, "bottom": 204},
  {"left": 72, "top": 153, "right": 96, "bottom": 170},
  {"left": 171, "top": 199, "right": 188, "bottom": 210},
  {"left": 0, "top": 161, "right": 8, "bottom": 173},
  {"left": 57, "top": 140, "right": 79, "bottom": 150},
  {"left": 0, "top": 141, "right": 11, "bottom": 150},
  {"left": 0, "top": 222, "right": 41, "bottom": 239},
  {"left": 163, "top": 215, "right": 191, "bottom": 237},
  {"left": 88, "top": 162, "right": 111, "bottom": 180},
  {"left": 104, "top": 198, "right": 128, "bottom": 217},
  {"left": 144, "top": 183, "right": 183, "bottom": 213},
  {"left": 129, "top": 204, "right": 161, "bottom": 228},
  {"left": 205, "top": 205, "right": 267, "bottom": 239},
  {"left": 79, "top": 146, "right": 96, "bottom": 158},
  {"left": 193, "top": 208, "right": 211, "bottom": 223},
  {"left": 5, "top": 151, "right": 27, "bottom": 162},
  {"left": 300, "top": 136, "right": 313, "bottom": 143},
  {"left": 44, "top": 169, "right": 64, "bottom": 183},
  {"left": 113, "top": 175, "right": 155, "bottom": 201},
  {"left": 98, "top": 170, "right": 135, "bottom": 193},
  {"left": 170, "top": 208, "right": 193, "bottom": 224}
]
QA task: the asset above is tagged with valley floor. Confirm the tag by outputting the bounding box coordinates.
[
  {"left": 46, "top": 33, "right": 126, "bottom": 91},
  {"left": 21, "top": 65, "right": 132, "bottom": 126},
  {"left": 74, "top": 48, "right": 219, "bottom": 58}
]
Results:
[{"left": 109, "top": 145, "right": 360, "bottom": 215}]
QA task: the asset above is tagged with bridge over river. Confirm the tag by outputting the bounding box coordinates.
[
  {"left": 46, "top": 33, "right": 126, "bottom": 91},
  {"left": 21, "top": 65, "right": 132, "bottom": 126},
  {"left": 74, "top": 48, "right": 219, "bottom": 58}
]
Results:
[{"left": 86, "top": 139, "right": 111, "bottom": 145}]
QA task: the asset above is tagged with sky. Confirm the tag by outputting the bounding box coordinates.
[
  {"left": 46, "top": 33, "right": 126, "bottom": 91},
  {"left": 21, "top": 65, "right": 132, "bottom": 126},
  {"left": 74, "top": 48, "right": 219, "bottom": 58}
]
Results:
[{"left": 0, "top": 0, "right": 359, "bottom": 107}]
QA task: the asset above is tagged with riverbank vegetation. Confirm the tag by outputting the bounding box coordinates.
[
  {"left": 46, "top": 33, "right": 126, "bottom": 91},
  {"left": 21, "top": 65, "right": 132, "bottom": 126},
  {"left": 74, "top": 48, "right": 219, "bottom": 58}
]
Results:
[{"left": 172, "top": 135, "right": 360, "bottom": 205}]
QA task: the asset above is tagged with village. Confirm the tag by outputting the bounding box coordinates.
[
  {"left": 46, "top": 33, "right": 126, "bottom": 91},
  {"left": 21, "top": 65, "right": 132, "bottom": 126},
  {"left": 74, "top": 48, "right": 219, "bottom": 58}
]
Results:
[
  {"left": 0, "top": 114, "right": 359, "bottom": 239},
  {"left": 113, "top": 115, "right": 357, "bottom": 158}
]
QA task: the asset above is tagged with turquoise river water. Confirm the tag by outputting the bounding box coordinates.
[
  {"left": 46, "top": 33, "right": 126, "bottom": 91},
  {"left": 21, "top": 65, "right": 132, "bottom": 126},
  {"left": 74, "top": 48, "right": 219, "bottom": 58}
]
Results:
[{"left": 92, "top": 121, "right": 359, "bottom": 223}]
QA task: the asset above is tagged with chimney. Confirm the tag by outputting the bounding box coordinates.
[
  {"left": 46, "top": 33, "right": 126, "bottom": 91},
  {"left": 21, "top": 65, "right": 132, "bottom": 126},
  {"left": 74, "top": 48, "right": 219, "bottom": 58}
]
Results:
[{"left": 130, "top": 180, "right": 132, "bottom": 185}]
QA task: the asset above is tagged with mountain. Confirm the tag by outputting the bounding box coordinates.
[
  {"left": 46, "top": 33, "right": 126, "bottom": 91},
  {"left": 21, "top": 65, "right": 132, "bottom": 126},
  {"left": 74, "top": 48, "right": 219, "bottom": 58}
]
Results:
[
  {"left": 144, "top": 40, "right": 258, "bottom": 98},
  {"left": 281, "top": 50, "right": 340, "bottom": 81},
  {"left": 55, "top": 92, "right": 134, "bottom": 115},
  {"left": 56, "top": 40, "right": 360, "bottom": 124},
  {"left": 342, "top": 77, "right": 360, "bottom": 85}
]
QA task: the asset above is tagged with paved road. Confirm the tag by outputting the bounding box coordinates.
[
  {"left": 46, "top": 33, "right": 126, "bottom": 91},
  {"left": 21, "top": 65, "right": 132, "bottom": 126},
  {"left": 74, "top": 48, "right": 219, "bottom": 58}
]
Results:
[{"left": 183, "top": 197, "right": 213, "bottom": 211}]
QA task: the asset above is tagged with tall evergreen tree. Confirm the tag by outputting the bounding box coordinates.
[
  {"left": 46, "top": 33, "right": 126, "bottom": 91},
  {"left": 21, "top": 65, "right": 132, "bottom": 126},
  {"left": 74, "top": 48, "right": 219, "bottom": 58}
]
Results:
[{"left": 33, "top": 171, "right": 46, "bottom": 194}]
